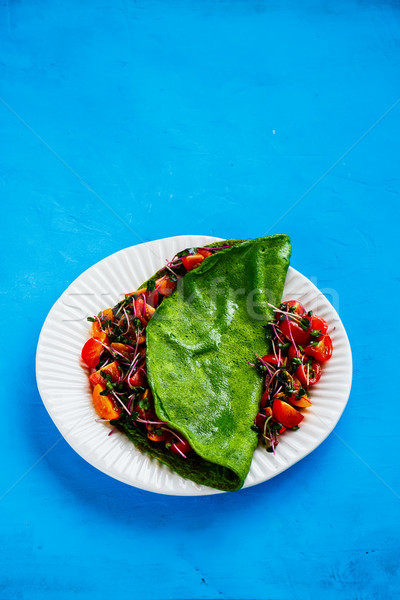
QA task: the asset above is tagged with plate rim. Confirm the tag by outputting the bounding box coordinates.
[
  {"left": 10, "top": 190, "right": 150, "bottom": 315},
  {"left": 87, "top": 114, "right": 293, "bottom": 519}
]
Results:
[{"left": 36, "top": 235, "right": 352, "bottom": 496}]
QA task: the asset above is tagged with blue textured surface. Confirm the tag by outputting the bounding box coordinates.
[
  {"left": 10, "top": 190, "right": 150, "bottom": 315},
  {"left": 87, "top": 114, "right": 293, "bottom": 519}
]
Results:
[{"left": 1, "top": 1, "right": 400, "bottom": 598}]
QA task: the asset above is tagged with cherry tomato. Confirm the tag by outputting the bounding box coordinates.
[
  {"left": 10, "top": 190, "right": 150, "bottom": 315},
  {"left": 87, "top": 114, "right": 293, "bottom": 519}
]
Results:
[
  {"left": 310, "top": 314, "right": 328, "bottom": 337},
  {"left": 127, "top": 369, "right": 147, "bottom": 387},
  {"left": 197, "top": 249, "right": 213, "bottom": 258},
  {"left": 280, "top": 317, "right": 311, "bottom": 346},
  {"left": 147, "top": 428, "right": 169, "bottom": 442},
  {"left": 156, "top": 276, "right": 176, "bottom": 296},
  {"left": 287, "top": 391, "right": 312, "bottom": 408},
  {"left": 295, "top": 362, "right": 322, "bottom": 387},
  {"left": 111, "top": 342, "right": 134, "bottom": 359},
  {"left": 170, "top": 439, "right": 192, "bottom": 455},
  {"left": 261, "top": 354, "right": 284, "bottom": 367},
  {"left": 134, "top": 296, "right": 148, "bottom": 326},
  {"left": 272, "top": 398, "right": 304, "bottom": 428},
  {"left": 288, "top": 344, "right": 303, "bottom": 362},
  {"left": 304, "top": 335, "right": 333, "bottom": 362},
  {"left": 134, "top": 388, "right": 157, "bottom": 420},
  {"left": 255, "top": 412, "right": 267, "bottom": 431},
  {"left": 89, "top": 361, "right": 120, "bottom": 387},
  {"left": 260, "top": 389, "right": 271, "bottom": 409},
  {"left": 91, "top": 308, "right": 113, "bottom": 338},
  {"left": 182, "top": 253, "right": 205, "bottom": 271},
  {"left": 92, "top": 384, "right": 120, "bottom": 420},
  {"left": 276, "top": 300, "right": 306, "bottom": 320},
  {"left": 81, "top": 333, "right": 108, "bottom": 369},
  {"left": 146, "top": 289, "right": 160, "bottom": 308}
]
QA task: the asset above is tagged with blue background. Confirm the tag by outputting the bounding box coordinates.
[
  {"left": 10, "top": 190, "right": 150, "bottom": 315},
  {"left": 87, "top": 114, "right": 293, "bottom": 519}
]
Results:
[{"left": 1, "top": 1, "right": 399, "bottom": 598}]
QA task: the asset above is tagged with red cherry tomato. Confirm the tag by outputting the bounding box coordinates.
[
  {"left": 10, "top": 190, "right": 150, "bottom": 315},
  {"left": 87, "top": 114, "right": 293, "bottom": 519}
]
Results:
[
  {"left": 146, "top": 289, "right": 160, "bottom": 308},
  {"left": 134, "top": 296, "right": 148, "bottom": 326},
  {"left": 81, "top": 334, "right": 108, "bottom": 369},
  {"left": 272, "top": 398, "right": 304, "bottom": 428},
  {"left": 170, "top": 439, "right": 192, "bottom": 455},
  {"left": 127, "top": 369, "right": 147, "bottom": 388},
  {"left": 261, "top": 354, "right": 284, "bottom": 367},
  {"left": 255, "top": 412, "right": 268, "bottom": 431},
  {"left": 288, "top": 344, "right": 303, "bottom": 362},
  {"left": 304, "top": 335, "right": 333, "bottom": 362},
  {"left": 310, "top": 314, "right": 328, "bottom": 336},
  {"left": 197, "top": 249, "right": 213, "bottom": 258},
  {"left": 280, "top": 317, "right": 311, "bottom": 346},
  {"left": 295, "top": 362, "right": 322, "bottom": 387},
  {"left": 260, "top": 389, "right": 270, "bottom": 409},
  {"left": 276, "top": 300, "right": 306, "bottom": 320}
]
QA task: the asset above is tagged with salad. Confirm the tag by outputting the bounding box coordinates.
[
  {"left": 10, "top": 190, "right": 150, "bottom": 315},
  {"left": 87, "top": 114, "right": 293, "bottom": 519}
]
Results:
[{"left": 251, "top": 300, "right": 333, "bottom": 452}]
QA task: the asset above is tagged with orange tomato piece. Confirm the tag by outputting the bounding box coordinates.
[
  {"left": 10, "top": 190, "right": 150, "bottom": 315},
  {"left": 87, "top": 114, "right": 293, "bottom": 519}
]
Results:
[
  {"left": 111, "top": 343, "right": 133, "bottom": 358},
  {"left": 81, "top": 333, "right": 108, "bottom": 369},
  {"left": 272, "top": 398, "right": 304, "bottom": 428},
  {"left": 145, "top": 303, "right": 155, "bottom": 320},
  {"left": 156, "top": 277, "right": 176, "bottom": 296},
  {"left": 288, "top": 393, "right": 312, "bottom": 408},
  {"left": 285, "top": 378, "right": 312, "bottom": 408},
  {"left": 92, "top": 384, "right": 121, "bottom": 420},
  {"left": 89, "top": 361, "right": 120, "bottom": 387},
  {"left": 182, "top": 254, "right": 205, "bottom": 271},
  {"left": 147, "top": 428, "right": 169, "bottom": 442},
  {"left": 92, "top": 308, "right": 113, "bottom": 338}
]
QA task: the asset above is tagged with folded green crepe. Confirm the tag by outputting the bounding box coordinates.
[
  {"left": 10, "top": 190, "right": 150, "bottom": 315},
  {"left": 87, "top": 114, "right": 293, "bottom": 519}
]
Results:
[{"left": 116, "top": 235, "right": 291, "bottom": 491}]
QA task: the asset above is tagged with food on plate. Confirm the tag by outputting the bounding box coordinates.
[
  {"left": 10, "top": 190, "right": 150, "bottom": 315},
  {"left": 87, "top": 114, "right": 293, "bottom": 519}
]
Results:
[
  {"left": 251, "top": 299, "right": 333, "bottom": 452},
  {"left": 81, "top": 235, "right": 300, "bottom": 491}
]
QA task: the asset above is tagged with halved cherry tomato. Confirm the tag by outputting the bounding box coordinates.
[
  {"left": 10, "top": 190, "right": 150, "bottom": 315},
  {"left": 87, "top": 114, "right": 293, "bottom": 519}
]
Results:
[
  {"left": 111, "top": 342, "right": 133, "bottom": 359},
  {"left": 276, "top": 300, "right": 306, "bottom": 320},
  {"left": 260, "top": 389, "right": 271, "bottom": 409},
  {"left": 92, "top": 384, "right": 121, "bottom": 420},
  {"left": 197, "top": 249, "right": 213, "bottom": 258},
  {"left": 92, "top": 308, "right": 113, "bottom": 338},
  {"left": 304, "top": 335, "right": 333, "bottom": 362},
  {"left": 280, "top": 317, "right": 311, "bottom": 346},
  {"left": 145, "top": 303, "right": 155, "bottom": 320},
  {"left": 170, "top": 439, "right": 192, "bottom": 455},
  {"left": 146, "top": 289, "right": 160, "bottom": 308},
  {"left": 288, "top": 344, "right": 303, "bottom": 362},
  {"left": 261, "top": 354, "right": 284, "bottom": 367},
  {"left": 134, "top": 390, "right": 157, "bottom": 420},
  {"left": 127, "top": 369, "right": 147, "bottom": 388},
  {"left": 125, "top": 288, "right": 147, "bottom": 299},
  {"left": 182, "top": 253, "right": 205, "bottom": 271},
  {"left": 272, "top": 398, "right": 304, "bottom": 428},
  {"left": 81, "top": 333, "right": 108, "bottom": 369},
  {"left": 295, "top": 362, "right": 322, "bottom": 387},
  {"left": 310, "top": 314, "right": 328, "bottom": 337},
  {"left": 134, "top": 296, "right": 148, "bottom": 326},
  {"left": 156, "top": 276, "right": 176, "bottom": 296},
  {"left": 89, "top": 361, "right": 120, "bottom": 386},
  {"left": 287, "top": 390, "right": 312, "bottom": 408},
  {"left": 147, "top": 428, "right": 169, "bottom": 442},
  {"left": 255, "top": 412, "right": 267, "bottom": 431}
]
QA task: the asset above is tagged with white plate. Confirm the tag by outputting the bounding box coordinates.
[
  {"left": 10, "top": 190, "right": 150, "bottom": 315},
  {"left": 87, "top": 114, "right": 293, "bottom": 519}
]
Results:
[{"left": 36, "top": 235, "right": 352, "bottom": 496}]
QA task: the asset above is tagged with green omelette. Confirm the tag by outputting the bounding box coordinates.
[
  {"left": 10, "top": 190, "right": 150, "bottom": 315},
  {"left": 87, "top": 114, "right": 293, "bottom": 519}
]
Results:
[{"left": 112, "top": 235, "right": 291, "bottom": 491}]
